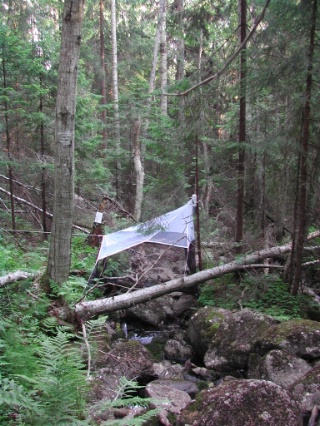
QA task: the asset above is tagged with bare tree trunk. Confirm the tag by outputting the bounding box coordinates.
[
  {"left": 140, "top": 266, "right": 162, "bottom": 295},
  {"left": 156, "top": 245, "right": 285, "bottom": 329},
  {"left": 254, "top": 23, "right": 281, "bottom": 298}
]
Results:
[
  {"left": 111, "top": 0, "right": 121, "bottom": 197},
  {"left": 47, "top": 0, "right": 85, "bottom": 285},
  {"left": 290, "top": 0, "right": 317, "bottom": 296},
  {"left": 160, "top": 0, "right": 168, "bottom": 115},
  {"left": 235, "top": 0, "right": 247, "bottom": 252},
  {"left": 175, "top": 0, "right": 185, "bottom": 127},
  {"left": 133, "top": 119, "right": 144, "bottom": 222},
  {"left": 39, "top": 75, "right": 48, "bottom": 239},
  {"left": 75, "top": 230, "right": 320, "bottom": 319},
  {"left": 99, "top": 0, "right": 107, "bottom": 149},
  {"left": 148, "top": 10, "right": 161, "bottom": 101},
  {"left": 2, "top": 55, "right": 15, "bottom": 230}
]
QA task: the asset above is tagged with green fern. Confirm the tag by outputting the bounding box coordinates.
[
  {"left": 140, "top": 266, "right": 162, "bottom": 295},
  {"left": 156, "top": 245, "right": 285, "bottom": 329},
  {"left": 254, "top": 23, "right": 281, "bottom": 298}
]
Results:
[
  {"left": 14, "top": 330, "right": 89, "bottom": 425},
  {"left": 0, "top": 377, "right": 42, "bottom": 421},
  {"left": 103, "top": 409, "right": 160, "bottom": 426},
  {"left": 97, "top": 377, "right": 160, "bottom": 426}
]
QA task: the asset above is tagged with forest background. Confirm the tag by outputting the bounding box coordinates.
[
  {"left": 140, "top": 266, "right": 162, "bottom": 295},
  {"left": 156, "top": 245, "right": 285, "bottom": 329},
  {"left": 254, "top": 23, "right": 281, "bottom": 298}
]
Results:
[
  {"left": 0, "top": 0, "right": 319, "bottom": 291},
  {"left": 1, "top": 0, "right": 320, "bottom": 424},
  {"left": 1, "top": 0, "right": 320, "bottom": 296}
]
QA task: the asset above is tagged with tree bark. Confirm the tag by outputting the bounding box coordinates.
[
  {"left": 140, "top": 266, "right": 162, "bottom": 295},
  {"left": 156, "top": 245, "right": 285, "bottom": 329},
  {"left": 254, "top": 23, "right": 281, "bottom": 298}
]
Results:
[
  {"left": 39, "top": 74, "right": 48, "bottom": 239},
  {"left": 133, "top": 118, "right": 144, "bottom": 222},
  {"left": 99, "top": 0, "right": 107, "bottom": 149},
  {"left": 111, "top": 0, "right": 121, "bottom": 197},
  {"left": 290, "top": 0, "right": 317, "bottom": 296},
  {"left": 235, "top": 0, "right": 247, "bottom": 252},
  {"left": 0, "top": 271, "right": 40, "bottom": 288},
  {"left": 2, "top": 54, "right": 15, "bottom": 230},
  {"left": 47, "top": 0, "right": 85, "bottom": 284},
  {"left": 175, "top": 0, "right": 185, "bottom": 127},
  {"left": 74, "top": 230, "right": 320, "bottom": 319},
  {"left": 160, "top": 0, "right": 168, "bottom": 115}
]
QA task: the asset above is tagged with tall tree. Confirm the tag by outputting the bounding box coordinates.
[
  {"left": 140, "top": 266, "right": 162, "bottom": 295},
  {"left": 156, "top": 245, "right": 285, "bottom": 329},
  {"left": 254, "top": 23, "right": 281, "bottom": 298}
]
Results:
[
  {"left": 111, "top": 0, "right": 121, "bottom": 197},
  {"left": 290, "top": 0, "right": 317, "bottom": 295},
  {"left": 160, "top": 0, "right": 168, "bottom": 115},
  {"left": 99, "top": 0, "right": 107, "bottom": 149},
  {"left": 47, "top": 0, "right": 85, "bottom": 285},
  {"left": 133, "top": 118, "right": 144, "bottom": 221},
  {"left": 1, "top": 37, "right": 15, "bottom": 230},
  {"left": 235, "top": 0, "right": 247, "bottom": 251}
]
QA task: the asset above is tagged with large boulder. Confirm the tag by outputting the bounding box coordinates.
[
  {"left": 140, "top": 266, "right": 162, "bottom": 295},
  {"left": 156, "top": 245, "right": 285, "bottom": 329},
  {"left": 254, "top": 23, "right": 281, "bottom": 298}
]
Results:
[
  {"left": 164, "top": 338, "right": 193, "bottom": 362},
  {"left": 254, "top": 318, "right": 320, "bottom": 360},
  {"left": 126, "top": 293, "right": 197, "bottom": 328},
  {"left": 90, "top": 340, "right": 154, "bottom": 401},
  {"left": 248, "top": 349, "right": 312, "bottom": 388},
  {"left": 203, "top": 309, "right": 277, "bottom": 373},
  {"left": 289, "top": 363, "right": 320, "bottom": 414},
  {"left": 178, "top": 379, "right": 302, "bottom": 426},
  {"left": 186, "top": 306, "right": 230, "bottom": 359},
  {"left": 147, "top": 379, "right": 198, "bottom": 398},
  {"left": 145, "top": 381, "right": 192, "bottom": 425},
  {"left": 126, "top": 296, "right": 171, "bottom": 327}
]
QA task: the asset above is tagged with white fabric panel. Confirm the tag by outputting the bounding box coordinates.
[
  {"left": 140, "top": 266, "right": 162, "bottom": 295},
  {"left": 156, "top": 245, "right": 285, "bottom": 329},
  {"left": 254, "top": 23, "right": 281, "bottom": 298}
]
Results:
[{"left": 97, "top": 199, "right": 195, "bottom": 261}]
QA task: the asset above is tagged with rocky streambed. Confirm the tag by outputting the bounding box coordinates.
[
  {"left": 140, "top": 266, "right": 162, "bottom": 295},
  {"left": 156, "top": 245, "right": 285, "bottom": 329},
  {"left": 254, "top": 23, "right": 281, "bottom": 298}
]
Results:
[{"left": 87, "top": 292, "right": 320, "bottom": 426}]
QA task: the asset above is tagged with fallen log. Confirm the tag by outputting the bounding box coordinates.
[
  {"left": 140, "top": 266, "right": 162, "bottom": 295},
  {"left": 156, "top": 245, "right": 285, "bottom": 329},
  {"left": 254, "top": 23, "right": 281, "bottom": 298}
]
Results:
[
  {"left": 0, "top": 271, "right": 40, "bottom": 288},
  {"left": 75, "top": 232, "right": 320, "bottom": 319}
]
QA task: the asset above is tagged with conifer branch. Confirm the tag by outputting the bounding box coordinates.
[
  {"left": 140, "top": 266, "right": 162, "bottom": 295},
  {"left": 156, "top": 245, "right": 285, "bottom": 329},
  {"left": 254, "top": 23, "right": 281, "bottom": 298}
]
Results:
[{"left": 164, "top": 0, "right": 271, "bottom": 97}]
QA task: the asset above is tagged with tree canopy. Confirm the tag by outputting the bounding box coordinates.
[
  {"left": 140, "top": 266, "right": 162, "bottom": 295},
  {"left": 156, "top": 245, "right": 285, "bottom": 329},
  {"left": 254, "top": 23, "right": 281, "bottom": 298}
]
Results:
[{"left": 0, "top": 0, "right": 319, "bottom": 292}]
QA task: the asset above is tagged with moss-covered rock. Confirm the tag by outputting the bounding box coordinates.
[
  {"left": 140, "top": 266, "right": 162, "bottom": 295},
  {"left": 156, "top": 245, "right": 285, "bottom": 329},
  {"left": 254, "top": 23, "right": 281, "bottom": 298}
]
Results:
[
  {"left": 254, "top": 318, "right": 320, "bottom": 359},
  {"left": 185, "top": 306, "right": 230, "bottom": 359},
  {"left": 203, "top": 309, "right": 277, "bottom": 373},
  {"left": 289, "top": 363, "right": 320, "bottom": 413},
  {"left": 248, "top": 349, "right": 312, "bottom": 388},
  {"left": 178, "top": 379, "right": 302, "bottom": 426}
]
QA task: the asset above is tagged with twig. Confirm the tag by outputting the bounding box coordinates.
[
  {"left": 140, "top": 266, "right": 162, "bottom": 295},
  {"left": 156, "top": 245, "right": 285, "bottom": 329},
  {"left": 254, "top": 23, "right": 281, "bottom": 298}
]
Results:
[
  {"left": 0, "top": 186, "right": 89, "bottom": 233},
  {"left": 163, "top": 0, "right": 271, "bottom": 97},
  {"left": 125, "top": 238, "right": 186, "bottom": 294},
  {"left": 308, "top": 405, "right": 320, "bottom": 426},
  {"left": 81, "top": 319, "right": 91, "bottom": 379}
]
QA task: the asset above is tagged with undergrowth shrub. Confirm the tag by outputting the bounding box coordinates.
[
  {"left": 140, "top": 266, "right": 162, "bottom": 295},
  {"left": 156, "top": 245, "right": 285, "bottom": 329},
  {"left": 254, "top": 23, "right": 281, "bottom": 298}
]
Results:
[
  {"left": 198, "top": 273, "right": 309, "bottom": 320},
  {"left": 0, "top": 235, "right": 48, "bottom": 274},
  {"left": 0, "top": 276, "right": 90, "bottom": 425},
  {"left": 0, "top": 324, "right": 89, "bottom": 425},
  {"left": 95, "top": 376, "right": 159, "bottom": 426},
  {"left": 71, "top": 235, "right": 97, "bottom": 272}
]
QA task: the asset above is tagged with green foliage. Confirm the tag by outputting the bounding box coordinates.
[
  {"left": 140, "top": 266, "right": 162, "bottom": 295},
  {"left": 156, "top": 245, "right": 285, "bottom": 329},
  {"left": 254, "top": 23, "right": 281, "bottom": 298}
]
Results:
[
  {"left": 198, "top": 274, "right": 309, "bottom": 320},
  {"left": 0, "top": 313, "right": 89, "bottom": 425},
  {"left": 97, "top": 377, "right": 160, "bottom": 426},
  {"left": 242, "top": 277, "right": 306, "bottom": 320},
  {"left": 198, "top": 274, "right": 238, "bottom": 310},
  {"left": 26, "top": 331, "right": 88, "bottom": 423},
  {"left": 71, "top": 235, "right": 97, "bottom": 272},
  {"left": 0, "top": 321, "right": 89, "bottom": 424},
  {"left": 0, "top": 269, "right": 90, "bottom": 425},
  {"left": 0, "top": 235, "right": 48, "bottom": 274},
  {"left": 50, "top": 276, "right": 89, "bottom": 307}
]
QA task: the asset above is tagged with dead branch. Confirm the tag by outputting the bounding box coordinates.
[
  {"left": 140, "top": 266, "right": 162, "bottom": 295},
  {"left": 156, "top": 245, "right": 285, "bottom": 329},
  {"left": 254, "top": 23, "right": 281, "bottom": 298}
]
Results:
[
  {"left": 163, "top": 0, "right": 271, "bottom": 97},
  {"left": 0, "top": 271, "right": 40, "bottom": 288},
  {"left": 75, "top": 230, "right": 320, "bottom": 319},
  {"left": 308, "top": 405, "right": 320, "bottom": 426},
  {"left": 0, "top": 186, "right": 89, "bottom": 233},
  {"left": 240, "top": 264, "right": 283, "bottom": 269},
  {"left": 102, "top": 194, "right": 136, "bottom": 221},
  {"left": 73, "top": 240, "right": 284, "bottom": 318}
]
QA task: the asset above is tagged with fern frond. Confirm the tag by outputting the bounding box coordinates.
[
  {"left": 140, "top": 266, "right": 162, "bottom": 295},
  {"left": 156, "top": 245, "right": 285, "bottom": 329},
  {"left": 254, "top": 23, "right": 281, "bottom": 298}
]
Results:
[
  {"left": 0, "top": 378, "right": 42, "bottom": 415},
  {"left": 102, "top": 408, "right": 159, "bottom": 425}
]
